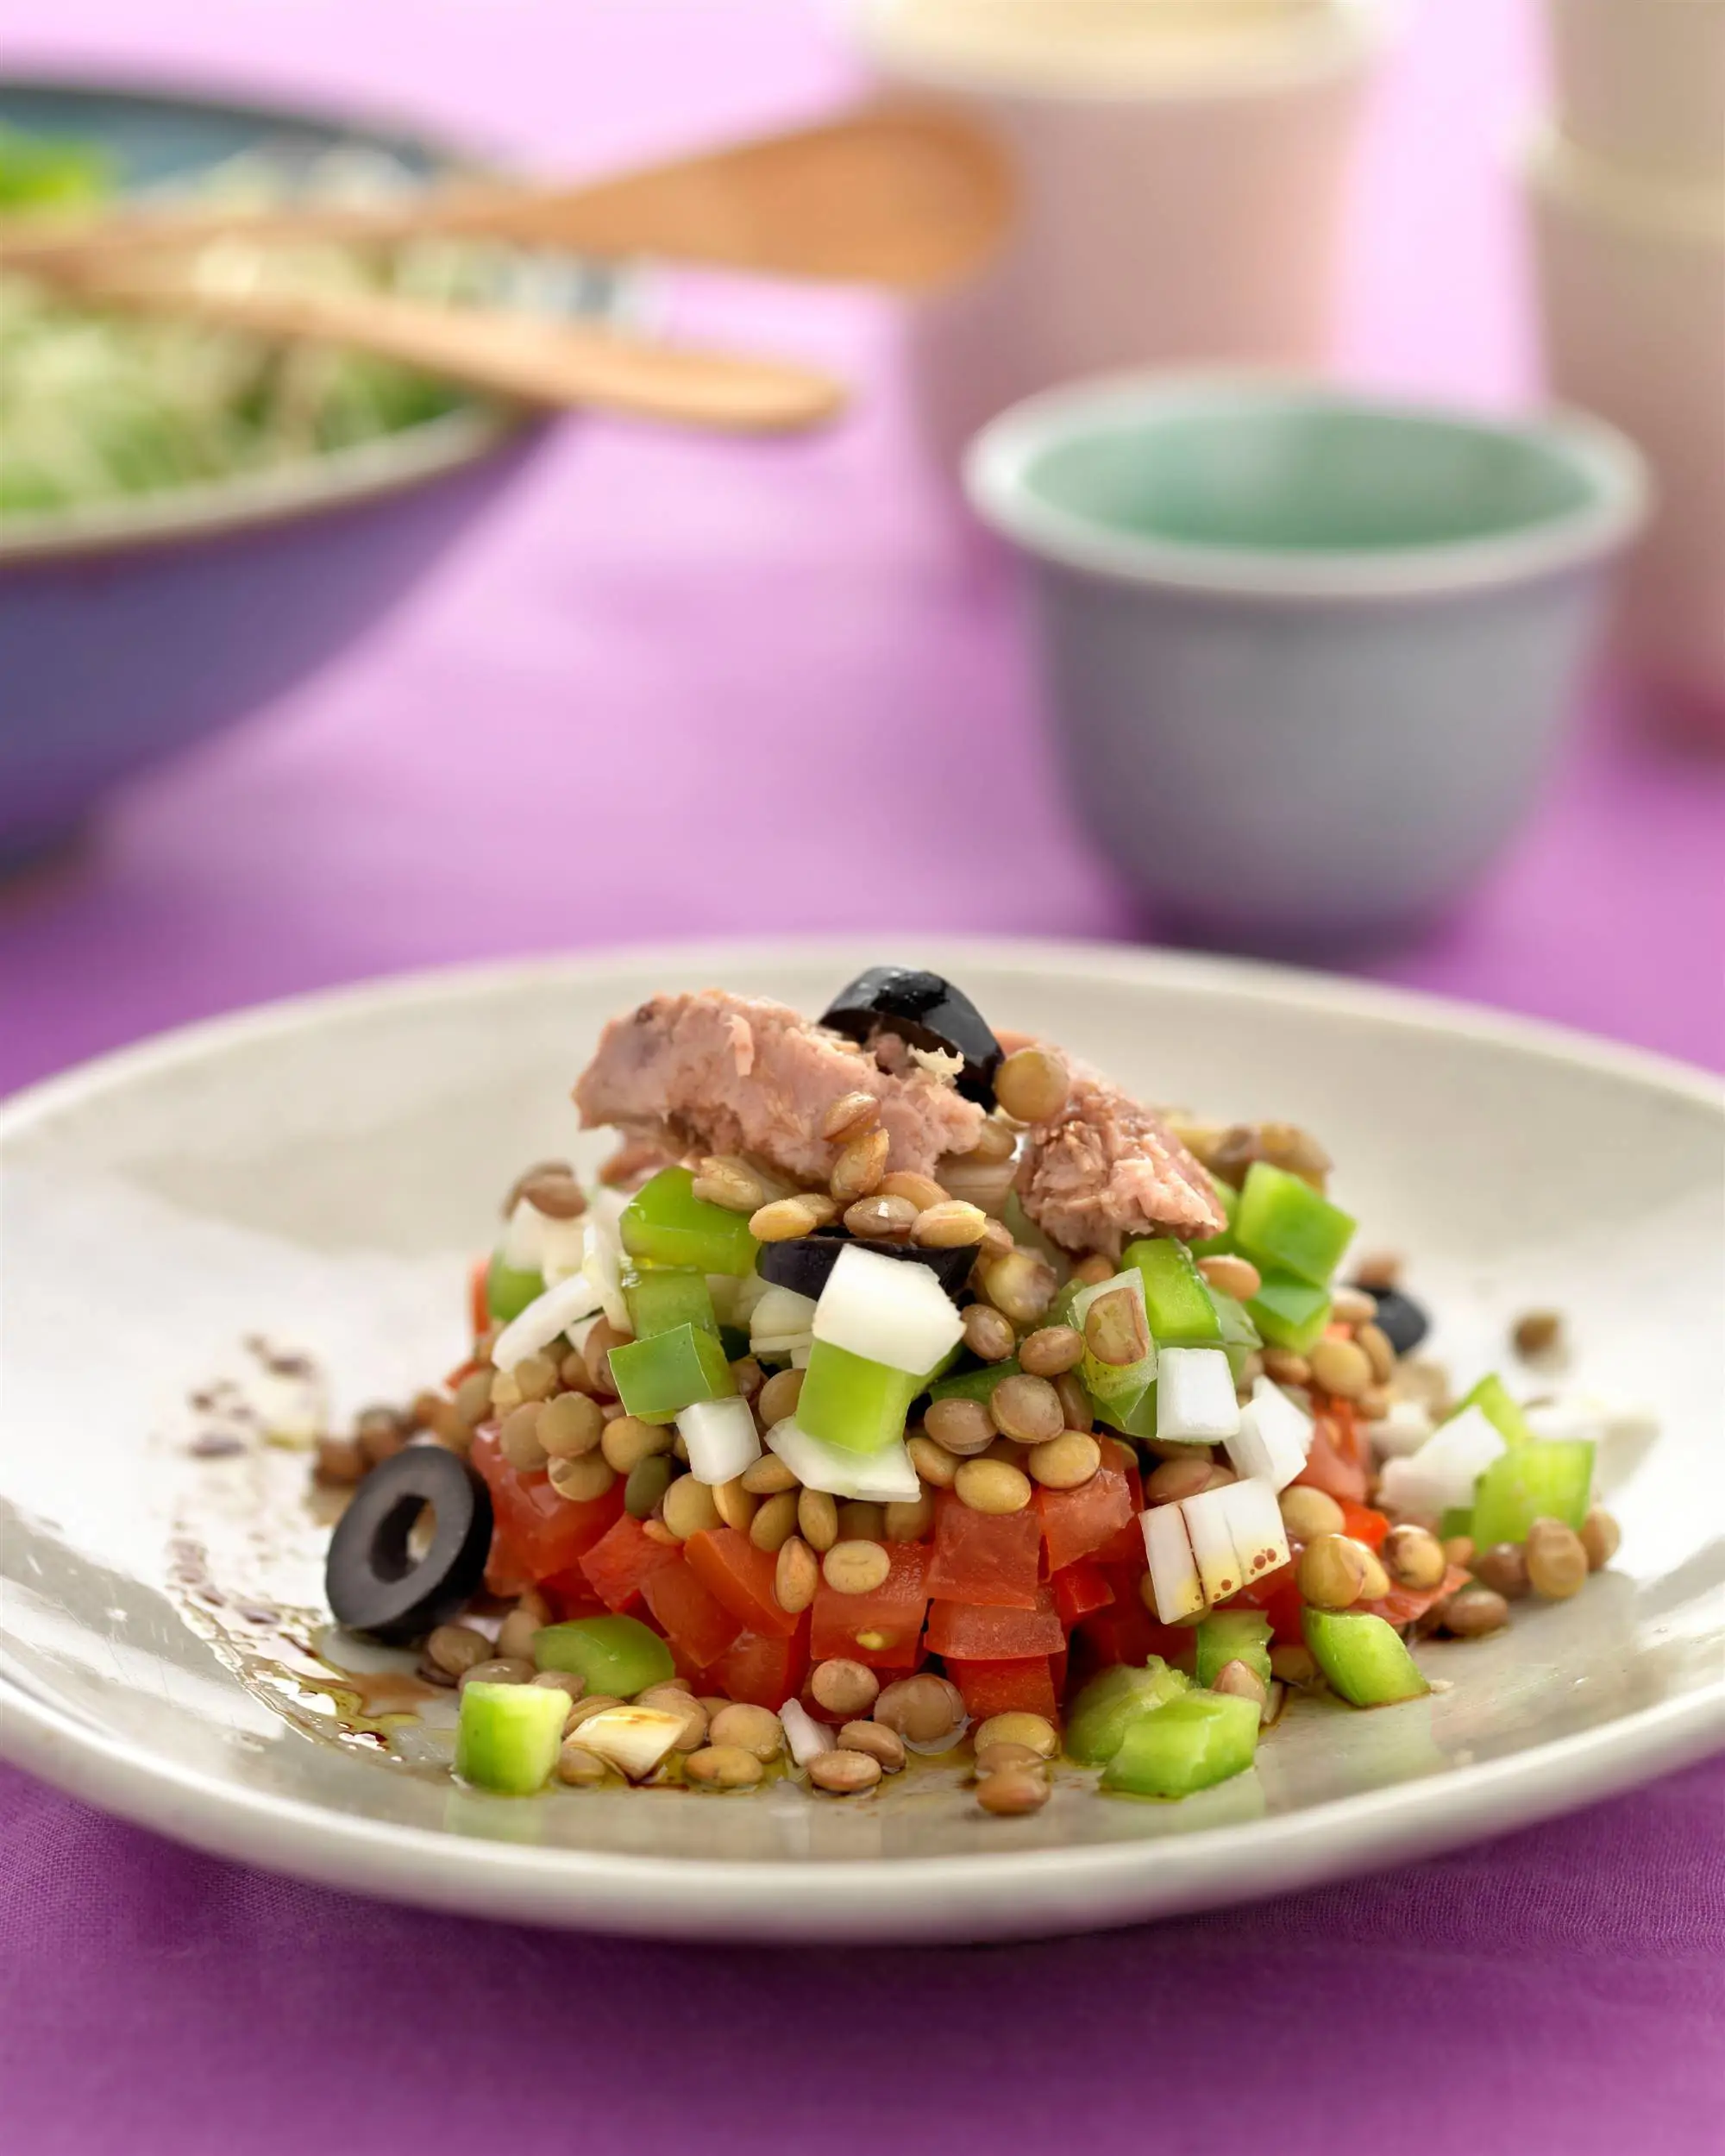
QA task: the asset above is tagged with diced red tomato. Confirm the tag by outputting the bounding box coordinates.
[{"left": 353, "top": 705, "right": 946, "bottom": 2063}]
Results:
[
  {"left": 926, "top": 1495, "right": 1041, "bottom": 1608},
  {"left": 579, "top": 1512, "right": 680, "bottom": 1613},
  {"left": 1337, "top": 1499, "right": 1389, "bottom": 1551},
  {"left": 945, "top": 1656, "right": 1059, "bottom": 1722},
  {"left": 472, "top": 1425, "right": 625, "bottom": 1587},
  {"left": 926, "top": 1590, "right": 1063, "bottom": 1661},
  {"left": 1038, "top": 1452, "right": 1137, "bottom": 1574},
  {"left": 1233, "top": 1560, "right": 1305, "bottom": 1645},
  {"left": 809, "top": 1543, "right": 930, "bottom": 1667},
  {"left": 685, "top": 1527, "right": 799, "bottom": 1638},
  {"left": 641, "top": 1556, "right": 743, "bottom": 1669},
  {"left": 468, "top": 1256, "right": 489, "bottom": 1342},
  {"left": 1360, "top": 1561, "right": 1470, "bottom": 1631},
  {"left": 1075, "top": 1569, "right": 1192, "bottom": 1672},
  {"left": 713, "top": 1617, "right": 810, "bottom": 1709},
  {"left": 1294, "top": 1404, "right": 1371, "bottom": 1504},
  {"left": 1092, "top": 1443, "right": 1146, "bottom": 1567},
  {"left": 536, "top": 1565, "right": 609, "bottom": 1622},
  {"left": 1050, "top": 1562, "right": 1113, "bottom": 1631}
]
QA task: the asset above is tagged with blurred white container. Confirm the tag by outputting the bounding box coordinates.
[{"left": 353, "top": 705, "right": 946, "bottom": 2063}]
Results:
[
  {"left": 851, "top": 0, "right": 1404, "bottom": 467},
  {"left": 1546, "top": 0, "right": 1725, "bottom": 185},
  {"left": 1524, "top": 129, "right": 1725, "bottom": 734}
]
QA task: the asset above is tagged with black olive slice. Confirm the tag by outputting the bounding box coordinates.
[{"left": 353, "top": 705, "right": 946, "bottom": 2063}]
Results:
[
  {"left": 324, "top": 1443, "right": 492, "bottom": 1644},
  {"left": 1352, "top": 1285, "right": 1430, "bottom": 1358},
  {"left": 756, "top": 1229, "right": 979, "bottom": 1304},
  {"left": 819, "top": 965, "right": 1003, "bottom": 1105}
]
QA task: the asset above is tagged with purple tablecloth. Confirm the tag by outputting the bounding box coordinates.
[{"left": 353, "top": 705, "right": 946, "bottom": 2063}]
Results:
[{"left": 3, "top": 4, "right": 1722, "bottom": 2150}]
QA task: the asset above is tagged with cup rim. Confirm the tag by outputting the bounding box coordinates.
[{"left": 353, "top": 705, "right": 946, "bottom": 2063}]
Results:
[
  {"left": 849, "top": 0, "right": 1407, "bottom": 104},
  {"left": 963, "top": 370, "right": 1651, "bottom": 603}
]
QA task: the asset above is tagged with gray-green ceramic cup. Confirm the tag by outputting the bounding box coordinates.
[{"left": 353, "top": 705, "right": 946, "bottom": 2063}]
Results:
[{"left": 966, "top": 375, "right": 1647, "bottom": 947}]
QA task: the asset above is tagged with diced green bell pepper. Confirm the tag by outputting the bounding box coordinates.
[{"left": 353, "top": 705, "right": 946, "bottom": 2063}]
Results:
[
  {"left": 1128, "top": 1237, "right": 1223, "bottom": 1347},
  {"left": 455, "top": 1680, "right": 569, "bottom": 1795},
  {"left": 622, "top": 1263, "right": 719, "bottom": 1342},
  {"left": 797, "top": 1340, "right": 925, "bottom": 1455},
  {"left": 608, "top": 1321, "right": 735, "bottom": 1424},
  {"left": 1194, "top": 1610, "right": 1273, "bottom": 1690},
  {"left": 1189, "top": 1178, "right": 1239, "bottom": 1259},
  {"left": 1065, "top": 1660, "right": 1189, "bottom": 1767},
  {"left": 1235, "top": 1162, "right": 1356, "bottom": 1288},
  {"left": 927, "top": 1359, "right": 1021, "bottom": 1406},
  {"left": 1470, "top": 1439, "right": 1595, "bottom": 1546},
  {"left": 1456, "top": 1373, "right": 1537, "bottom": 1449},
  {"left": 1101, "top": 1691, "right": 1260, "bottom": 1798},
  {"left": 1207, "top": 1288, "right": 1262, "bottom": 1384},
  {"left": 533, "top": 1614, "right": 674, "bottom": 1697},
  {"left": 619, "top": 1166, "right": 759, "bottom": 1277},
  {"left": 1439, "top": 1505, "right": 1473, "bottom": 1543},
  {"left": 1302, "top": 1607, "right": 1430, "bottom": 1707},
  {"left": 486, "top": 1249, "right": 546, "bottom": 1325},
  {"left": 1245, "top": 1267, "right": 1333, "bottom": 1354}
]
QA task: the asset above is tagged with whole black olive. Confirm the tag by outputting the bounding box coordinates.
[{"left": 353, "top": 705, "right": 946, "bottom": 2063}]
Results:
[
  {"left": 819, "top": 965, "right": 1003, "bottom": 1105},
  {"left": 756, "top": 1229, "right": 979, "bottom": 1304},
  {"left": 1354, "top": 1285, "right": 1430, "bottom": 1358},
  {"left": 324, "top": 1443, "right": 492, "bottom": 1644}
]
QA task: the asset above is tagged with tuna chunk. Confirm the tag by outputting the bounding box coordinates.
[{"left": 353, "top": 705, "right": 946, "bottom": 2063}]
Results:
[
  {"left": 574, "top": 990, "right": 985, "bottom": 1185},
  {"left": 1018, "top": 1060, "right": 1226, "bottom": 1258}
]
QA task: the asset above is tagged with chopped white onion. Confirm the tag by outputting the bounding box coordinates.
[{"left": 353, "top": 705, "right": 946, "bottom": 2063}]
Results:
[
  {"left": 492, "top": 1271, "right": 605, "bottom": 1373},
  {"left": 811, "top": 1243, "right": 965, "bottom": 1377},
  {"left": 678, "top": 1397, "right": 761, "bottom": 1486},
  {"left": 750, "top": 1285, "right": 818, "bottom": 1355},
  {"left": 568, "top": 1705, "right": 686, "bottom": 1781},
  {"left": 1178, "top": 1484, "right": 1245, "bottom": 1603},
  {"left": 1156, "top": 1347, "right": 1240, "bottom": 1443},
  {"left": 1224, "top": 1377, "right": 1313, "bottom": 1490},
  {"left": 766, "top": 1417, "right": 921, "bottom": 1501},
  {"left": 727, "top": 1269, "right": 771, "bottom": 1329},
  {"left": 780, "top": 1697, "right": 835, "bottom": 1768},
  {"left": 1377, "top": 1404, "right": 1506, "bottom": 1518},
  {"left": 1141, "top": 1503, "right": 1204, "bottom": 1624},
  {"left": 580, "top": 1216, "right": 630, "bottom": 1334},
  {"left": 1364, "top": 1399, "right": 1434, "bottom": 1460},
  {"left": 499, "top": 1196, "right": 545, "bottom": 1273},
  {"left": 791, "top": 1343, "right": 813, "bottom": 1370},
  {"left": 539, "top": 1213, "right": 589, "bottom": 1285},
  {"left": 1218, "top": 1476, "right": 1291, "bottom": 1587}
]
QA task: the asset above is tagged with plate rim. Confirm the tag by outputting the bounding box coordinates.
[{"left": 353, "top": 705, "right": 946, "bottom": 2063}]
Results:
[{"left": 3, "top": 934, "right": 1722, "bottom": 1939}]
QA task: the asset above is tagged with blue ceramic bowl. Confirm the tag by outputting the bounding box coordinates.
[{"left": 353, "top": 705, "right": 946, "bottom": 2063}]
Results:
[
  {"left": 966, "top": 374, "right": 1649, "bottom": 950},
  {"left": 0, "top": 79, "right": 625, "bottom": 871}
]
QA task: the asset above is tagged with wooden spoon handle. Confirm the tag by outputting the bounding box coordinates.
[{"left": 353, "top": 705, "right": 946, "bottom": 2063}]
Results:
[
  {"left": 0, "top": 104, "right": 1011, "bottom": 290},
  {"left": 63, "top": 269, "right": 847, "bottom": 433}
]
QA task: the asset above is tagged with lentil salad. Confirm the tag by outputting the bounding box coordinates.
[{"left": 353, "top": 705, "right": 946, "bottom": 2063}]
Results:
[{"left": 316, "top": 966, "right": 1624, "bottom": 1808}]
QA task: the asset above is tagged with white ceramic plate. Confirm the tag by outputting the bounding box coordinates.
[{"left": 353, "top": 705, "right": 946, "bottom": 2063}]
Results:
[{"left": 2, "top": 939, "right": 1721, "bottom": 1942}]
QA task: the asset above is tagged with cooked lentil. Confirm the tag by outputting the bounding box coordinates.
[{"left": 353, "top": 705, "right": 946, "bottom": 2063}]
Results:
[
  {"left": 1580, "top": 1506, "right": 1621, "bottom": 1571},
  {"left": 962, "top": 1302, "right": 1017, "bottom": 1361},
  {"left": 1027, "top": 1430, "right": 1101, "bottom": 1489},
  {"left": 954, "top": 1457, "right": 1032, "bottom": 1514},
  {"left": 797, "top": 1487, "right": 839, "bottom": 1552},
  {"left": 541, "top": 1391, "right": 606, "bottom": 1459},
  {"left": 662, "top": 1474, "right": 722, "bottom": 1541},
  {"left": 807, "top": 1749, "right": 883, "bottom": 1795},
  {"left": 1525, "top": 1517, "right": 1588, "bottom": 1600},
  {"left": 837, "top": 1720, "right": 906, "bottom": 1771},
  {"left": 994, "top": 1045, "right": 1070, "bottom": 1124},
  {"left": 775, "top": 1535, "right": 820, "bottom": 1613}
]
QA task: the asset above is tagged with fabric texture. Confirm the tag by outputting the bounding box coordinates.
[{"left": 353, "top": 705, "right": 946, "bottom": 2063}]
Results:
[{"left": 1, "top": 4, "right": 1721, "bottom": 2151}]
